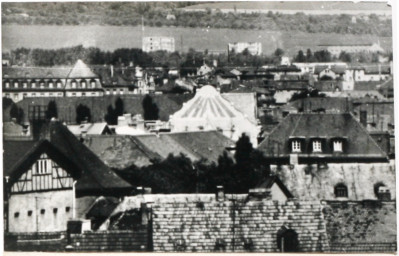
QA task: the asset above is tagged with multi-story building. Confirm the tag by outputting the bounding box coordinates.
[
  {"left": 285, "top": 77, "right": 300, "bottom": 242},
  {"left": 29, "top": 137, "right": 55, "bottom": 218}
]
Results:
[
  {"left": 2, "top": 60, "right": 104, "bottom": 102},
  {"left": 228, "top": 42, "right": 262, "bottom": 56},
  {"left": 318, "top": 42, "right": 384, "bottom": 57},
  {"left": 142, "top": 37, "right": 175, "bottom": 52}
]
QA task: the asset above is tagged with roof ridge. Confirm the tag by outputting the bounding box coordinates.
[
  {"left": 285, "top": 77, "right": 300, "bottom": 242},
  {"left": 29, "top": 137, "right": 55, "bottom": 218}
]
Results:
[{"left": 289, "top": 113, "right": 303, "bottom": 137}]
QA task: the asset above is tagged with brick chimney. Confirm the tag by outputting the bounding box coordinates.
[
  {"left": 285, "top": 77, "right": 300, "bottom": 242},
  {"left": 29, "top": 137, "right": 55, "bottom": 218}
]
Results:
[
  {"left": 216, "top": 185, "right": 224, "bottom": 201},
  {"left": 359, "top": 110, "right": 367, "bottom": 127}
]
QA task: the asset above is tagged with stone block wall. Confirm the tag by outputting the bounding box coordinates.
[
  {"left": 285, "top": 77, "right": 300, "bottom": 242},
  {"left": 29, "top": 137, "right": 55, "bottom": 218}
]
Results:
[{"left": 152, "top": 197, "right": 329, "bottom": 252}]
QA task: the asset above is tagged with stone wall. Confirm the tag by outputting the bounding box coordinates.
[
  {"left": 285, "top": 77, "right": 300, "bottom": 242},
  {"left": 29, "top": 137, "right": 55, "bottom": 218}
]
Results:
[
  {"left": 274, "top": 161, "right": 395, "bottom": 200},
  {"left": 152, "top": 196, "right": 329, "bottom": 252}
]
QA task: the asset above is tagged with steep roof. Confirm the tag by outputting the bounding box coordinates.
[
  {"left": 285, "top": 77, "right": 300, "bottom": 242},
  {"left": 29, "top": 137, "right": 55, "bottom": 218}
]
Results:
[
  {"left": 2, "top": 66, "right": 71, "bottom": 79},
  {"left": 289, "top": 97, "right": 353, "bottom": 113},
  {"left": 258, "top": 113, "right": 388, "bottom": 162},
  {"left": 3, "top": 121, "right": 133, "bottom": 196},
  {"left": 67, "top": 59, "right": 98, "bottom": 79},
  {"left": 257, "top": 175, "right": 294, "bottom": 198},
  {"left": 222, "top": 92, "right": 257, "bottom": 123}
]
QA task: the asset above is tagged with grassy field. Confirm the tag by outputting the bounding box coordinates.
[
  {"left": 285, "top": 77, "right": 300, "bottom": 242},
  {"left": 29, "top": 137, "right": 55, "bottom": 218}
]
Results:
[{"left": 2, "top": 25, "right": 392, "bottom": 56}]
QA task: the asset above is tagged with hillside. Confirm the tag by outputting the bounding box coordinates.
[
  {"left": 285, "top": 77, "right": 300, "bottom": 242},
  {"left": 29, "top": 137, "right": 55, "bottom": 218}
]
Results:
[{"left": 1, "top": 2, "right": 392, "bottom": 36}]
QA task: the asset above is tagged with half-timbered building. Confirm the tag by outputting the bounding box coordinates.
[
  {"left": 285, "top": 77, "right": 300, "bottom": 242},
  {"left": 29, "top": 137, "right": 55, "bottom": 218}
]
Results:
[{"left": 3, "top": 120, "right": 133, "bottom": 232}]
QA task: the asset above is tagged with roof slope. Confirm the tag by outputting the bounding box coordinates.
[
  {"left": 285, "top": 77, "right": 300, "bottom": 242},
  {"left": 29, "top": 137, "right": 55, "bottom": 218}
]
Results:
[
  {"left": 84, "top": 131, "right": 234, "bottom": 169},
  {"left": 222, "top": 92, "right": 257, "bottom": 123},
  {"left": 67, "top": 59, "right": 98, "bottom": 79},
  {"left": 3, "top": 121, "right": 133, "bottom": 195},
  {"left": 258, "top": 113, "right": 388, "bottom": 161}
]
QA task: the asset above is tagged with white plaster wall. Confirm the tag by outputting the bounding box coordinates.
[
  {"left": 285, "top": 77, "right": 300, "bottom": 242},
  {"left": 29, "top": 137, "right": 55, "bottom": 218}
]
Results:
[
  {"left": 8, "top": 190, "right": 73, "bottom": 232},
  {"left": 273, "top": 161, "right": 396, "bottom": 200}
]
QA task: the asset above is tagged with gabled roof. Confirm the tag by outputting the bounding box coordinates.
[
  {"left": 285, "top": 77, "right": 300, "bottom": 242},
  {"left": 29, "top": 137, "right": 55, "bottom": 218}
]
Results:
[
  {"left": 3, "top": 121, "right": 133, "bottom": 196},
  {"left": 257, "top": 175, "right": 294, "bottom": 198},
  {"left": 67, "top": 59, "right": 98, "bottom": 79},
  {"left": 67, "top": 122, "right": 109, "bottom": 135},
  {"left": 257, "top": 113, "right": 388, "bottom": 162},
  {"left": 2, "top": 66, "right": 71, "bottom": 79},
  {"left": 314, "top": 65, "right": 346, "bottom": 75}
]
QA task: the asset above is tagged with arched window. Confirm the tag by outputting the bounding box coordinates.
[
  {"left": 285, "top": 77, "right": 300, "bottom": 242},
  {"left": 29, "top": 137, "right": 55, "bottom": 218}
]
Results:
[
  {"left": 71, "top": 80, "right": 77, "bottom": 88},
  {"left": 56, "top": 80, "right": 62, "bottom": 88},
  {"left": 14, "top": 81, "right": 19, "bottom": 88},
  {"left": 48, "top": 81, "right": 54, "bottom": 88},
  {"left": 90, "top": 79, "right": 96, "bottom": 88},
  {"left": 277, "top": 227, "right": 299, "bottom": 252},
  {"left": 39, "top": 80, "right": 45, "bottom": 88},
  {"left": 81, "top": 81, "right": 87, "bottom": 88},
  {"left": 334, "top": 183, "right": 348, "bottom": 198},
  {"left": 31, "top": 81, "right": 36, "bottom": 88}
]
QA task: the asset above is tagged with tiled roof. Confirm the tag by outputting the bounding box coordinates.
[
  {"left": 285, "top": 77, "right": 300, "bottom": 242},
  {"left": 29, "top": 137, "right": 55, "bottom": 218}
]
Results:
[
  {"left": 314, "top": 65, "right": 346, "bottom": 75},
  {"left": 258, "top": 113, "right": 388, "bottom": 161},
  {"left": 289, "top": 97, "right": 353, "bottom": 113},
  {"left": 3, "top": 121, "right": 133, "bottom": 196},
  {"left": 150, "top": 195, "right": 329, "bottom": 252},
  {"left": 84, "top": 131, "right": 235, "bottom": 169},
  {"left": 68, "top": 60, "right": 98, "bottom": 78}
]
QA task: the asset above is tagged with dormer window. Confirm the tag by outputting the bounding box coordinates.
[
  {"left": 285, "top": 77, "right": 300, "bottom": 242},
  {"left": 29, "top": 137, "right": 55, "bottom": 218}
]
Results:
[
  {"left": 57, "top": 81, "right": 62, "bottom": 88},
  {"left": 333, "top": 140, "right": 343, "bottom": 152},
  {"left": 14, "top": 82, "right": 18, "bottom": 88},
  {"left": 334, "top": 183, "right": 348, "bottom": 198},
  {"left": 90, "top": 80, "right": 96, "bottom": 88},
  {"left": 5, "top": 81, "right": 10, "bottom": 88},
  {"left": 71, "top": 80, "right": 77, "bottom": 88},
  {"left": 31, "top": 82, "right": 36, "bottom": 88},
  {"left": 23, "top": 82, "right": 27, "bottom": 88},
  {"left": 312, "top": 140, "right": 322, "bottom": 152},
  {"left": 39, "top": 82, "right": 45, "bottom": 88},
  {"left": 81, "top": 81, "right": 86, "bottom": 88},
  {"left": 291, "top": 140, "right": 301, "bottom": 153},
  {"left": 49, "top": 82, "right": 54, "bottom": 88}
]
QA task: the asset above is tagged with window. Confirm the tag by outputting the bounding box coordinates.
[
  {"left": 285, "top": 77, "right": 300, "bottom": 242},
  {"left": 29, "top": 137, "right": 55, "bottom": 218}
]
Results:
[
  {"left": 27, "top": 210, "right": 33, "bottom": 216},
  {"left": 35, "top": 159, "right": 50, "bottom": 174},
  {"left": 334, "top": 183, "right": 348, "bottom": 198},
  {"left": 53, "top": 208, "right": 58, "bottom": 214},
  {"left": 31, "top": 82, "right": 36, "bottom": 88},
  {"left": 82, "top": 92, "right": 86, "bottom": 96},
  {"left": 333, "top": 140, "right": 343, "bottom": 152},
  {"left": 65, "top": 207, "right": 70, "bottom": 212},
  {"left": 71, "top": 80, "right": 77, "bottom": 88},
  {"left": 312, "top": 140, "right": 322, "bottom": 152},
  {"left": 49, "top": 82, "right": 54, "bottom": 88},
  {"left": 40, "top": 82, "right": 45, "bottom": 88},
  {"left": 81, "top": 81, "right": 86, "bottom": 88},
  {"left": 23, "top": 82, "right": 27, "bottom": 88},
  {"left": 14, "top": 82, "right": 18, "bottom": 88},
  {"left": 5, "top": 81, "right": 10, "bottom": 88},
  {"left": 14, "top": 212, "right": 19, "bottom": 218},
  {"left": 40, "top": 209, "right": 45, "bottom": 214},
  {"left": 57, "top": 81, "right": 62, "bottom": 88},
  {"left": 291, "top": 140, "right": 301, "bottom": 153},
  {"left": 90, "top": 80, "right": 96, "bottom": 88}
]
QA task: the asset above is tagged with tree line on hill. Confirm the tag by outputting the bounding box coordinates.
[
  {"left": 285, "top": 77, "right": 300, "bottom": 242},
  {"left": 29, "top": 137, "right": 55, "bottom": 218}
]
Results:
[
  {"left": 7, "top": 46, "right": 288, "bottom": 68},
  {"left": 293, "top": 49, "right": 391, "bottom": 63},
  {"left": 3, "top": 2, "right": 392, "bottom": 36}
]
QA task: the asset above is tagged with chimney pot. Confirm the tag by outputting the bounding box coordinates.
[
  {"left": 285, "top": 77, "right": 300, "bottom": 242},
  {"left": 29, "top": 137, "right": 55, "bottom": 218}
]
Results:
[{"left": 216, "top": 185, "right": 224, "bottom": 201}]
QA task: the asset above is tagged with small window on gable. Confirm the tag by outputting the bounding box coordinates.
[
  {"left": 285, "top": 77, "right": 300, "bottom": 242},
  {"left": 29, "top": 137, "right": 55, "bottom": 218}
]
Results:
[
  {"left": 334, "top": 183, "right": 348, "bottom": 198},
  {"left": 291, "top": 140, "right": 301, "bottom": 153},
  {"left": 312, "top": 140, "right": 322, "bottom": 152},
  {"left": 333, "top": 140, "right": 343, "bottom": 152}
]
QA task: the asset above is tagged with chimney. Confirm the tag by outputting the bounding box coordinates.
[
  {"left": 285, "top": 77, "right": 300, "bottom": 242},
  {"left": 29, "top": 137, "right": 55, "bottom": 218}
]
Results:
[
  {"left": 216, "top": 186, "right": 224, "bottom": 201},
  {"left": 110, "top": 65, "right": 114, "bottom": 78},
  {"left": 248, "top": 188, "right": 271, "bottom": 200},
  {"left": 213, "top": 59, "right": 218, "bottom": 67},
  {"left": 359, "top": 110, "right": 367, "bottom": 127}
]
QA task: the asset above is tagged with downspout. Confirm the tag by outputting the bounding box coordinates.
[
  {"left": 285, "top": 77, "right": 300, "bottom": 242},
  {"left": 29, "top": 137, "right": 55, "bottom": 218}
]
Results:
[{"left": 72, "top": 181, "right": 77, "bottom": 219}]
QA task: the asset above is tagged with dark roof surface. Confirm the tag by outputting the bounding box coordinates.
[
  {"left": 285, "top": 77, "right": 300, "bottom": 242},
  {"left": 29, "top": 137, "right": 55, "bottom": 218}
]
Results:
[
  {"left": 258, "top": 113, "right": 388, "bottom": 161},
  {"left": 3, "top": 121, "right": 133, "bottom": 195}
]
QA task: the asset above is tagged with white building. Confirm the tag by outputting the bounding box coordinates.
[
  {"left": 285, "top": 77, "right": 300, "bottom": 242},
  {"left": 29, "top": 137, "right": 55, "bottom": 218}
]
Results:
[
  {"left": 228, "top": 42, "right": 262, "bottom": 56},
  {"left": 169, "top": 85, "right": 260, "bottom": 146},
  {"left": 143, "top": 37, "right": 175, "bottom": 52},
  {"left": 318, "top": 43, "right": 384, "bottom": 57}
]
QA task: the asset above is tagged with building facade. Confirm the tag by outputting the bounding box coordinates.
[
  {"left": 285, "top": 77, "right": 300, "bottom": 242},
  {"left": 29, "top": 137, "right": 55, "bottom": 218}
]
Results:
[
  {"left": 228, "top": 42, "right": 262, "bottom": 56},
  {"left": 142, "top": 37, "right": 175, "bottom": 52}
]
